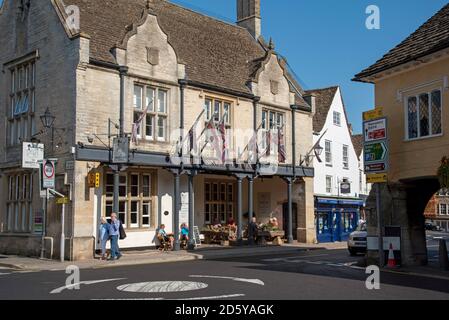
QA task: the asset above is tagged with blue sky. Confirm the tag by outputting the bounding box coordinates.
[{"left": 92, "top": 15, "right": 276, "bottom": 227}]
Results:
[{"left": 171, "top": 0, "right": 448, "bottom": 133}]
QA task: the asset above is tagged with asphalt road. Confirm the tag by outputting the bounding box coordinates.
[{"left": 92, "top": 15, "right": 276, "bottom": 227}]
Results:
[{"left": 1, "top": 241, "right": 448, "bottom": 300}]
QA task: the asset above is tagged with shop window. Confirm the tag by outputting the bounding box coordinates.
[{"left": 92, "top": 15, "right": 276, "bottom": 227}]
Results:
[
  {"left": 204, "top": 181, "right": 234, "bottom": 224},
  {"left": 105, "top": 172, "right": 155, "bottom": 229}
]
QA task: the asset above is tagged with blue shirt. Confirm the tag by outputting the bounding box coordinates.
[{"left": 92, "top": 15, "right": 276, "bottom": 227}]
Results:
[
  {"left": 159, "top": 229, "right": 167, "bottom": 237},
  {"left": 181, "top": 227, "right": 189, "bottom": 236},
  {"left": 99, "top": 223, "right": 109, "bottom": 241},
  {"left": 109, "top": 219, "right": 120, "bottom": 236}
]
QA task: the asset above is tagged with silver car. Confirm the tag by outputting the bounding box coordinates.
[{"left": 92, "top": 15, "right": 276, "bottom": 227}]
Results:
[{"left": 348, "top": 222, "right": 367, "bottom": 256}]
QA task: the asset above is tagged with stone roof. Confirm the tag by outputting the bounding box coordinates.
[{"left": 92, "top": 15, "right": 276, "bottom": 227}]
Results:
[
  {"left": 354, "top": 3, "right": 449, "bottom": 81},
  {"left": 305, "top": 86, "right": 339, "bottom": 132},
  {"left": 351, "top": 134, "right": 364, "bottom": 158},
  {"left": 62, "top": 0, "right": 306, "bottom": 101}
]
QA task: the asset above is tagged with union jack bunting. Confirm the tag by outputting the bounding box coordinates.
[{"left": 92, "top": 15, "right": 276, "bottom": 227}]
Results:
[
  {"left": 131, "top": 106, "right": 148, "bottom": 145},
  {"left": 278, "top": 125, "right": 286, "bottom": 163}
]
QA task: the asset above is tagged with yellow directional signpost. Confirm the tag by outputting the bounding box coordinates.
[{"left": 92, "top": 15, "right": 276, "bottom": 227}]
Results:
[
  {"left": 367, "top": 173, "right": 388, "bottom": 184},
  {"left": 363, "top": 106, "right": 388, "bottom": 267},
  {"left": 363, "top": 106, "right": 383, "bottom": 121},
  {"left": 56, "top": 197, "right": 69, "bottom": 205}
]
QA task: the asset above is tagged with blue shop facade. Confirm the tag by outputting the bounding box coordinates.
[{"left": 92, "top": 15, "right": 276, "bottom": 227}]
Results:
[{"left": 315, "top": 197, "right": 366, "bottom": 243}]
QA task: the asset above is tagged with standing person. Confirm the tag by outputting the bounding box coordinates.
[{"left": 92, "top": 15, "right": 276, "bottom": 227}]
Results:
[
  {"left": 249, "top": 217, "right": 259, "bottom": 243},
  {"left": 98, "top": 217, "right": 109, "bottom": 260},
  {"left": 108, "top": 213, "right": 122, "bottom": 260}
]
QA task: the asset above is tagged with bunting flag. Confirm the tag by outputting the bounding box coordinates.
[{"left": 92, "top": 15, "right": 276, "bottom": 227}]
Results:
[
  {"left": 265, "top": 129, "right": 272, "bottom": 157},
  {"left": 247, "top": 130, "right": 258, "bottom": 164},
  {"left": 278, "top": 125, "right": 287, "bottom": 163},
  {"left": 218, "top": 121, "right": 227, "bottom": 164},
  {"left": 131, "top": 106, "right": 148, "bottom": 145}
]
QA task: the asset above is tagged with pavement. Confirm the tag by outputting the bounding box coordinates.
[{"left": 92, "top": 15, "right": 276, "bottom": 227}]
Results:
[{"left": 0, "top": 242, "right": 346, "bottom": 272}]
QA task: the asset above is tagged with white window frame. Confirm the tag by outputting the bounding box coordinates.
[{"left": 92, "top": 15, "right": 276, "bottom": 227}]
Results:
[
  {"left": 333, "top": 111, "right": 341, "bottom": 126},
  {"left": 326, "top": 176, "right": 333, "bottom": 194},
  {"left": 404, "top": 88, "right": 443, "bottom": 141},
  {"left": 343, "top": 145, "right": 349, "bottom": 170},
  {"left": 325, "top": 140, "right": 332, "bottom": 166},
  {"left": 133, "top": 84, "right": 168, "bottom": 143},
  {"left": 440, "top": 203, "right": 448, "bottom": 216}
]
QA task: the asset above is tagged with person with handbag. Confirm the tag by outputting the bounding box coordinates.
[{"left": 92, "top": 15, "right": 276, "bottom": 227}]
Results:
[{"left": 108, "top": 213, "right": 123, "bottom": 260}]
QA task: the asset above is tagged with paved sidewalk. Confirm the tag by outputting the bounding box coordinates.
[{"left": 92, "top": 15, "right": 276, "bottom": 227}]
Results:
[{"left": 0, "top": 242, "right": 346, "bottom": 272}]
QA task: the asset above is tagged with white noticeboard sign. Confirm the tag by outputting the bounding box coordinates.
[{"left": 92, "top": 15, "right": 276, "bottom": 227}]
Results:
[
  {"left": 22, "top": 142, "right": 44, "bottom": 169},
  {"left": 179, "top": 192, "right": 189, "bottom": 225}
]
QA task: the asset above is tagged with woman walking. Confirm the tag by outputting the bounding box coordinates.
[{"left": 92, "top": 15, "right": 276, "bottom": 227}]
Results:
[{"left": 99, "top": 217, "right": 109, "bottom": 260}]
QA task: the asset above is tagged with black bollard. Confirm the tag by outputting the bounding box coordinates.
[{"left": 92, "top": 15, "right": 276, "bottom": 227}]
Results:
[{"left": 439, "top": 239, "right": 449, "bottom": 271}]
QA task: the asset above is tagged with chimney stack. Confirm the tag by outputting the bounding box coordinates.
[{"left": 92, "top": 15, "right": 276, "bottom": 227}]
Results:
[{"left": 237, "top": 0, "right": 261, "bottom": 39}]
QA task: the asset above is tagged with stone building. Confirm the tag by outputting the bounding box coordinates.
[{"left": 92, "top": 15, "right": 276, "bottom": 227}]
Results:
[
  {"left": 0, "top": 0, "right": 316, "bottom": 260},
  {"left": 354, "top": 3, "right": 449, "bottom": 265}
]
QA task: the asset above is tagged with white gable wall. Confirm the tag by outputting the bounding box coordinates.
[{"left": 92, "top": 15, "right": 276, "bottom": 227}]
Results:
[{"left": 313, "top": 88, "right": 360, "bottom": 198}]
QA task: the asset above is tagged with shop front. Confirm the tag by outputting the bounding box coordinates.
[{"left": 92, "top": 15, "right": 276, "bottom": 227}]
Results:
[{"left": 315, "top": 197, "right": 363, "bottom": 243}]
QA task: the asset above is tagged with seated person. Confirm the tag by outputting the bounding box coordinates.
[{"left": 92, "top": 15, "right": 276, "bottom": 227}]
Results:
[
  {"left": 180, "top": 223, "right": 189, "bottom": 242},
  {"left": 158, "top": 224, "right": 174, "bottom": 249}
]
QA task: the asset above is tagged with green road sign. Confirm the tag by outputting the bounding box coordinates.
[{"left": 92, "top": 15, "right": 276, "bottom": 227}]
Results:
[{"left": 364, "top": 142, "right": 387, "bottom": 163}]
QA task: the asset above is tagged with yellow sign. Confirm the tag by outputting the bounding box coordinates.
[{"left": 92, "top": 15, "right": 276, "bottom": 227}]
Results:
[
  {"left": 56, "top": 197, "right": 69, "bottom": 205},
  {"left": 363, "top": 107, "right": 383, "bottom": 121},
  {"left": 88, "top": 172, "right": 96, "bottom": 188},
  {"left": 88, "top": 172, "right": 101, "bottom": 188},
  {"left": 95, "top": 173, "right": 100, "bottom": 188},
  {"left": 367, "top": 173, "right": 388, "bottom": 184}
]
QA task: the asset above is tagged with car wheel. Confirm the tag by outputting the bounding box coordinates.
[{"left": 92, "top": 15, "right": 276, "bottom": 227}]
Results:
[{"left": 349, "top": 248, "right": 357, "bottom": 256}]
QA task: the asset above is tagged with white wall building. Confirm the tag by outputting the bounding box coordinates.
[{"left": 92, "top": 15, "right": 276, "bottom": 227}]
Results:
[{"left": 306, "top": 86, "right": 365, "bottom": 243}]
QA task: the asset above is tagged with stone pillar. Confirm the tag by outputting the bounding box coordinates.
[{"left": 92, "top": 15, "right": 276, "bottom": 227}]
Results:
[
  {"left": 365, "top": 181, "right": 437, "bottom": 267},
  {"left": 297, "top": 177, "right": 316, "bottom": 244},
  {"left": 188, "top": 171, "right": 195, "bottom": 250},
  {"left": 173, "top": 171, "right": 181, "bottom": 251},
  {"left": 236, "top": 176, "right": 243, "bottom": 246},
  {"left": 248, "top": 176, "right": 254, "bottom": 245},
  {"left": 285, "top": 178, "right": 294, "bottom": 244}
]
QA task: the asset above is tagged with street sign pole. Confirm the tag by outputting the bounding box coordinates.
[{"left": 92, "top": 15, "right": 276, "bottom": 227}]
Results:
[
  {"left": 376, "top": 183, "right": 384, "bottom": 267},
  {"left": 60, "top": 202, "right": 65, "bottom": 262},
  {"left": 40, "top": 187, "right": 48, "bottom": 260}
]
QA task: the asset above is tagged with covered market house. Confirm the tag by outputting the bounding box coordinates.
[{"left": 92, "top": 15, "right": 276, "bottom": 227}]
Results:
[{"left": 0, "top": 0, "right": 317, "bottom": 260}]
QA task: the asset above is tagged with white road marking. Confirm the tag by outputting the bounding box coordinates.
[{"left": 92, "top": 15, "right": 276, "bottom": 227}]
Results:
[
  {"left": 0, "top": 273, "right": 11, "bottom": 276},
  {"left": 92, "top": 294, "right": 245, "bottom": 301},
  {"left": 117, "top": 281, "right": 208, "bottom": 293},
  {"left": 262, "top": 253, "right": 329, "bottom": 262},
  {"left": 189, "top": 275, "right": 265, "bottom": 286},
  {"left": 175, "top": 294, "right": 245, "bottom": 300},
  {"left": 50, "top": 278, "right": 126, "bottom": 294}
]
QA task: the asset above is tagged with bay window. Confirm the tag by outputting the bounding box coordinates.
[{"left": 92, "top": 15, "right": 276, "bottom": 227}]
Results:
[
  {"left": 133, "top": 84, "right": 168, "bottom": 142},
  {"left": 8, "top": 60, "right": 36, "bottom": 146}
]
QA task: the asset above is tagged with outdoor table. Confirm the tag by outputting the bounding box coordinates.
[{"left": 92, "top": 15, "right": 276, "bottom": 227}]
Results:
[{"left": 257, "top": 230, "right": 285, "bottom": 245}]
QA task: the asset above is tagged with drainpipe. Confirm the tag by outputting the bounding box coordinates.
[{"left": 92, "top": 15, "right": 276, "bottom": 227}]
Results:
[
  {"left": 291, "top": 105, "right": 297, "bottom": 179},
  {"left": 119, "top": 66, "right": 129, "bottom": 138}
]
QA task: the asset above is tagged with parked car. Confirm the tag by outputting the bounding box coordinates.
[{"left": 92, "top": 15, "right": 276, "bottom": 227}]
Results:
[
  {"left": 426, "top": 222, "right": 443, "bottom": 231},
  {"left": 347, "top": 222, "right": 367, "bottom": 256}
]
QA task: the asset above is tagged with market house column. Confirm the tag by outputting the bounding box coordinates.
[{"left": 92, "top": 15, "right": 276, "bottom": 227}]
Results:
[
  {"left": 187, "top": 170, "right": 196, "bottom": 250},
  {"left": 173, "top": 170, "right": 181, "bottom": 251},
  {"left": 284, "top": 177, "right": 294, "bottom": 244},
  {"left": 247, "top": 175, "right": 255, "bottom": 245},
  {"left": 236, "top": 174, "right": 245, "bottom": 246}
]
